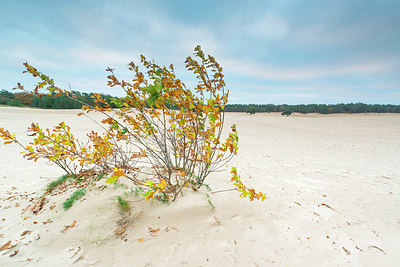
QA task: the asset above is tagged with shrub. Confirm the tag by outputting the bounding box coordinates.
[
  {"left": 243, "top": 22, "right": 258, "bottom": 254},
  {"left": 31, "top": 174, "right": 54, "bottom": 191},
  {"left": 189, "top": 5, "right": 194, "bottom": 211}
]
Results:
[
  {"left": 281, "top": 110, "right": 292, "bottom": 116},
  {"left": 0, "top": 46, "right": 265, "bottom": 203},
  {"left": 246, "top": 107, "right": 256, "bottom": 115}
]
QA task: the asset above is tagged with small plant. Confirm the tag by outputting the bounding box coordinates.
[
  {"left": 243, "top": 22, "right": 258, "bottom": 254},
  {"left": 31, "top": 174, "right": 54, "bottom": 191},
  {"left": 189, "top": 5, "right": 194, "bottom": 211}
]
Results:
[
  {"left": 45, "top": 173, "right": 80, "bottom": 192},
  {"left": 133, "top": 187, "right": 143, "bottom": 197},
  {"left": 247, "top": 107, "right": 257, "bottom": 115},
  {"left": 0, "top": 46, "right": 265, "bottom": 205},
  {"left": 281, "top": 110, "right": 292, "bottom": 116},
  {"left": 204, "top": 193, "right": 215, "bottom": 210},
  {"left": 116, "top": 195, "right": 131, "bottom": 212},
  {"left": 63, "top": 188, "right": 86, "bottom": 210},
  {"left": 154, "top": 192, "right": 170, "bottom": 204},
  {"left": 46, "top": 174, "right": 70, "bottom": 192}
]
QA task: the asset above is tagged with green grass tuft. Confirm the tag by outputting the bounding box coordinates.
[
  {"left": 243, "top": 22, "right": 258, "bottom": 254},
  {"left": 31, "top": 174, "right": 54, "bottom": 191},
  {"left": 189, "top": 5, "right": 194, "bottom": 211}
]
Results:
[
  {"left": 46, "top": 174, "right": 70, "bottom": 192},
  {"left": 63, "top": 188, "right": 86, "bottom": 210},
  {"left": 205, "top": 193, "right": 215, "bottom": 210},
  {"left": 113, "top": 182, "right": 127, "bottom": 189},
  {"left": 45, "top": 174, "right": 81, "bottom": 192},
  {"left": 116, "top": 195, "right": 131, "bottom": 212},
  {"left": 133, "top": 187, "right": 143, "bottom": 196}
]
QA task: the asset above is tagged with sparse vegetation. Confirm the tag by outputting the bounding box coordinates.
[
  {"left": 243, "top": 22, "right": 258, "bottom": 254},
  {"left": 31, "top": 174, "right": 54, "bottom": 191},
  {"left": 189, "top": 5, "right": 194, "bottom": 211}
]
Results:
[
  {"left": 63, "top": 188, "right": 87, "bottom": 210},
  {"left": 116, "top": 195, "right": 131, "bottom": 212},
  {"left": 46, "top": 174, "right": 70, "bottom": 192},
  {"left": 281, "top": 110, "right": 292, "bottom": 116}
]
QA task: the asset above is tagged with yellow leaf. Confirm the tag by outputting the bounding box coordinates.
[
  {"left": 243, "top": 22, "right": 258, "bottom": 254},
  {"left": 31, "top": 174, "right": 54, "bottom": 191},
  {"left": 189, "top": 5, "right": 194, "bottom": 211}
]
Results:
[
  {"left": 157, "top": 180, "right": 167, "bottom": 190},
  {"left": 106, "top": 175, "right": 119, "bottom": 183},
  {"left": 138, "top": 238, "right": 144, "bottom": 242}
]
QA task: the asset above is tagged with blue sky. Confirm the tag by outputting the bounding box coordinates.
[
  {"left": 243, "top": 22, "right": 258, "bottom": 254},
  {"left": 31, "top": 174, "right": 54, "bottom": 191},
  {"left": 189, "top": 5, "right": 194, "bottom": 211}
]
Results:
[{"left": 1, "top": 0, "right": 399, "bottom": 104}]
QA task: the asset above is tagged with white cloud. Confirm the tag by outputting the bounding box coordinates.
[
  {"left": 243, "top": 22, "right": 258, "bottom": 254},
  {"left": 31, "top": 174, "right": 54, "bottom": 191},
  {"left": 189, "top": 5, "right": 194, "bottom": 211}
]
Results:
[
  {"left": 249, "top": 12, "right": 289, "bottom": 40},
  {"left": 221, "top": 57, "right": 397, "bottom": 81},
  {"left": 68, "top": 47, "right": 139, "bottom": 66}
]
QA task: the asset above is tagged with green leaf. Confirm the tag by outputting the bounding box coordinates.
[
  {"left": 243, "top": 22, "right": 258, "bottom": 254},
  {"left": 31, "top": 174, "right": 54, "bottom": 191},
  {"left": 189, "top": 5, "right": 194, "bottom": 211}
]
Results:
[
  {"left": 106, "top": 175, "right": 119, "bottom": 184},
  {"left": 143, "top": 82, "right": 163, "bottom": 106},
  {"left": 208, "top": 113, "right": 217, "bottom": 123},
  {"left": 121, "top": 127, "right": 128, "bottom": 135},
  {"left": 144, "top": 180, "right": 154, "bottom": 187}
]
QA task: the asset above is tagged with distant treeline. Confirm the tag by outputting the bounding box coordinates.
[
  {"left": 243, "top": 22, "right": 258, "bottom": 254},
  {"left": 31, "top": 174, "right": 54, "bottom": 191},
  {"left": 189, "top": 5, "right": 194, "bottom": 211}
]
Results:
[
  {"left": 1, "top": 89, "right": 399, "bottom": 113},
  {"left": 0, "top": 90, "right": 117, "bottom": 109},
  {"left": 226, "top": 103, "right": 400, "bottom": 114}
]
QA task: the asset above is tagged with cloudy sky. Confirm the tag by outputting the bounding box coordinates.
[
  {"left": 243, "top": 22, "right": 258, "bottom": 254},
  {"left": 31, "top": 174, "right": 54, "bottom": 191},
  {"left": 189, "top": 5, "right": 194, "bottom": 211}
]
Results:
[{"left": 1, "top": 0, "right": 399, "bottom": 104}]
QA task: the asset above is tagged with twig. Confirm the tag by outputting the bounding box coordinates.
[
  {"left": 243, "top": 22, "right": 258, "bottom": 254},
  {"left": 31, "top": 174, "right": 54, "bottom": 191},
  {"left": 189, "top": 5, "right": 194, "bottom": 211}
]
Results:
[{"left": 211, "top": 188, "right": 237, "bottom": 194}]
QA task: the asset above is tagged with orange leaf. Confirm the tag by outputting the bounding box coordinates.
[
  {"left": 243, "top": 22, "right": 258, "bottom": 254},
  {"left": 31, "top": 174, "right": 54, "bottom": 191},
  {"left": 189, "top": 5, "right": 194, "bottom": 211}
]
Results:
[
  {"left": 138, "top": 238, "right": 144, "bottom": 242},
  {"left": 0, "top": 241, "right": 11, "bottom": 251}
]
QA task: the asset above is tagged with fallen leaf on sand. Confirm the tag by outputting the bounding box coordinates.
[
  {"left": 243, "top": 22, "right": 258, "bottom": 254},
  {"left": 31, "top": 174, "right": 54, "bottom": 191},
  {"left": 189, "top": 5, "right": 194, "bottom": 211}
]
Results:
[
  {"left": 120, "top": 234, "right": 128, "bottom": 242},
  {"left": 213, "top": 216, "right": 221, "bottom": 224},
  {"left": 34, "top": 234, "right": 40, "bottom": 240},
  {"left": 148, "top": 227, "right": 161, "bottom": 236},
  {"left": 61, "top": 221, "right": 78, "bottom": 233},
  {"left": 320, "top": 203, "right": 335, "bottom": 211},
  {"left": 115, "top": 226, "right": 125, "bottom": 236},
  {"left": 171, "top": 226, "right": 179, "bottom": 232},
  {"left": 49, "top": 204, "right": 56, "bottom": 210},
  {"left": 42, "top": 219, "right": 53, "bottom": 225},
  {"left": 342, "top": 247, "right": 351, "bottom": 255},
  {"left": 23, "top": 216, "right": 28, "bottom": 220},
  {"left": 27, "top": 258, "right": 33, "bottom": 262},
  {"left": 21, "top": 205, "right": 31, "bottom": 214},
  {"left": 21, "top": 230, "right": 32, "bottom": 236},
  {"left": 10, "top": 250, "right": 19, "bottom": 257},
  {"left": 31, "top": 199, "right": 45, "bottom": 214},
  {"left": 138, "top": 238, "right": 144, "bottom": 242},
  {"left": 0, "top": 241, "right": 12, "bottom": 251}
]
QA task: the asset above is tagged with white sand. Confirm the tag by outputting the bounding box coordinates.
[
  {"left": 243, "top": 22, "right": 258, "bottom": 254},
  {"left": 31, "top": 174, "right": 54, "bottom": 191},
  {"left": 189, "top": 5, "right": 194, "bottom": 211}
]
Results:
[{"left": 0, "top": 107, "right": 399, "bottom": 266}]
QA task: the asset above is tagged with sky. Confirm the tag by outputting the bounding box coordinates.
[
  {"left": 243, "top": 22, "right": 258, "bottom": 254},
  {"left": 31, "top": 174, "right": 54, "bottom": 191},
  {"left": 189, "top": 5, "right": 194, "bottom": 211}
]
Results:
[{"left": 1, "top": 0, "right": 399, "bottom": 104}]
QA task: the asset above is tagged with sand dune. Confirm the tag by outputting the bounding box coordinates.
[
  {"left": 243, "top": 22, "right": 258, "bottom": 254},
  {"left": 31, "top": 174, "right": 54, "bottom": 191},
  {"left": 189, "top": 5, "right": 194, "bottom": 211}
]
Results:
[{"left": 0, "top": 107, "right": 399, "bottom": 266}]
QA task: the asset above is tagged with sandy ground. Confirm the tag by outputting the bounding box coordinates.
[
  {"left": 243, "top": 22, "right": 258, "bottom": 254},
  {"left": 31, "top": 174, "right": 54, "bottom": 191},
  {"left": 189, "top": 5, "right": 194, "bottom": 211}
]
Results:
[{"left": 0, "top": 107, "right": 399, "bottom": 266}]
